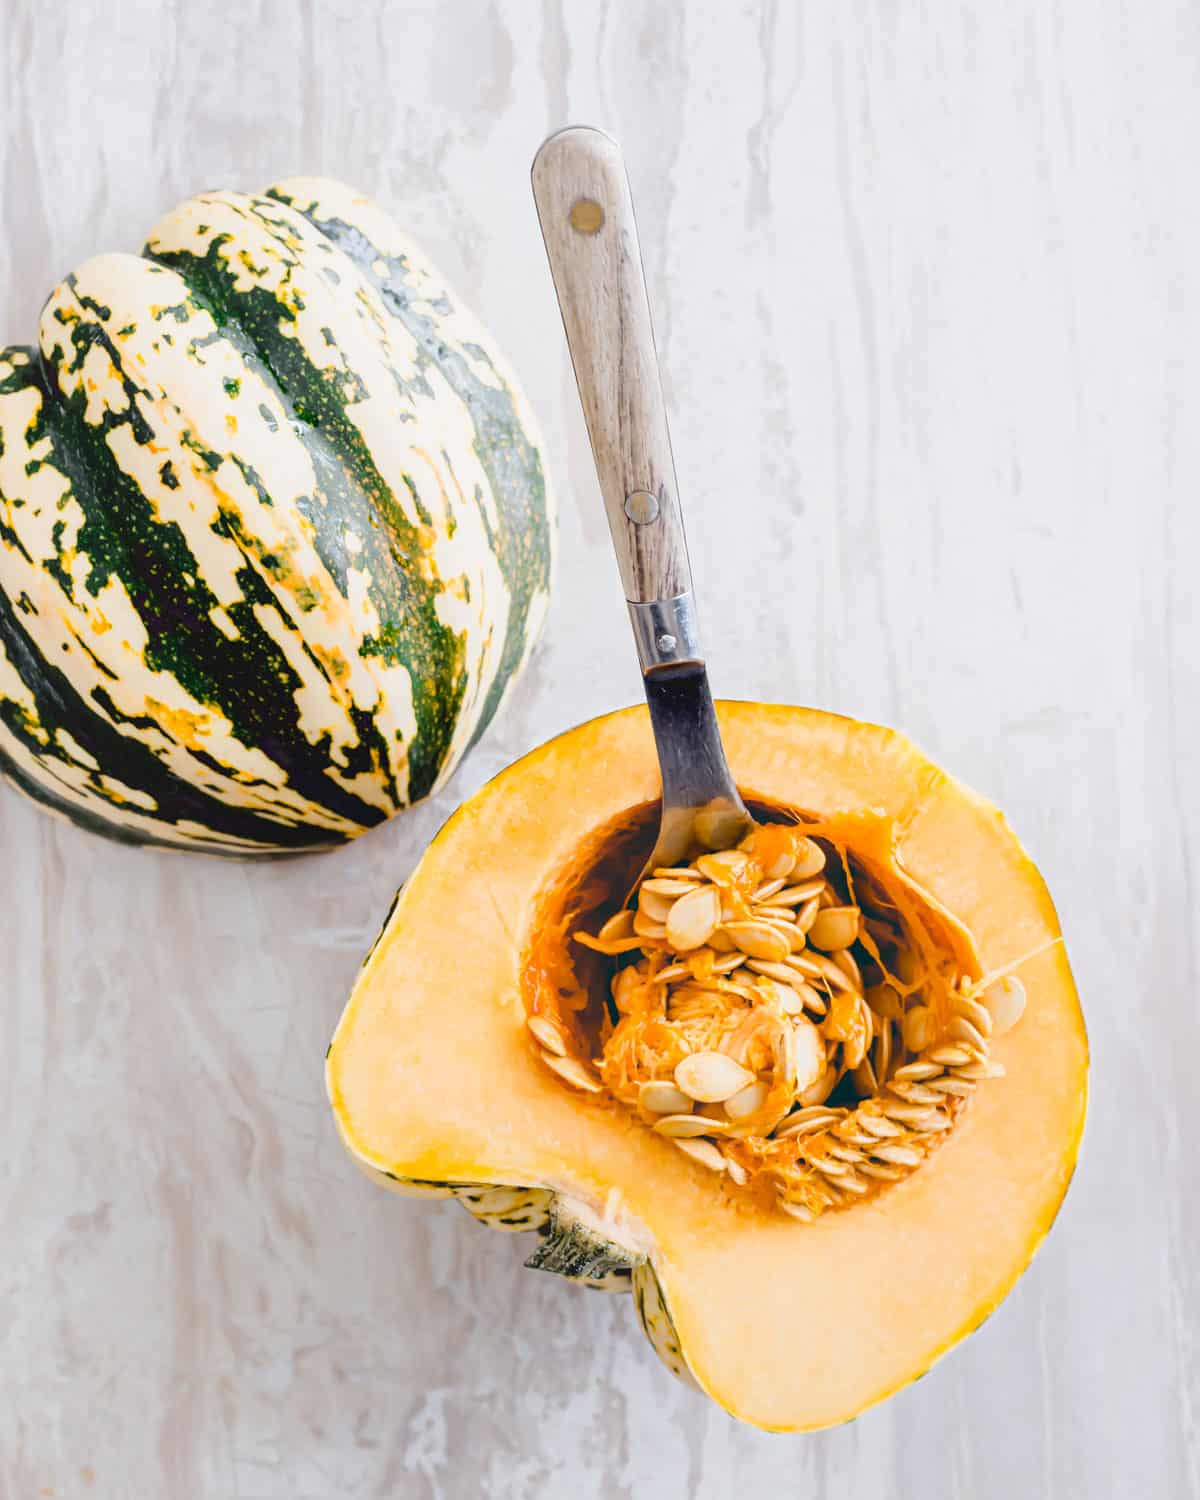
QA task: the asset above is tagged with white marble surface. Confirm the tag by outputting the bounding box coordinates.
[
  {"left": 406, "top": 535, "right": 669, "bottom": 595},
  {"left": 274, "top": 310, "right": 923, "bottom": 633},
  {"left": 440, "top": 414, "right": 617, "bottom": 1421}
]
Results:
[{"left": 2, "top": 1, "right": 1197, "bottom": 1495}]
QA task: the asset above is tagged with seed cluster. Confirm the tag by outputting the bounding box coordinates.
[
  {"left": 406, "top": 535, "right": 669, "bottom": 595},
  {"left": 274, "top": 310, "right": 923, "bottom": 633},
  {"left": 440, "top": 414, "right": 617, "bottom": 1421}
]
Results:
[{"left": 530, "top": 823, "right": 1027, "bottom": 1219}]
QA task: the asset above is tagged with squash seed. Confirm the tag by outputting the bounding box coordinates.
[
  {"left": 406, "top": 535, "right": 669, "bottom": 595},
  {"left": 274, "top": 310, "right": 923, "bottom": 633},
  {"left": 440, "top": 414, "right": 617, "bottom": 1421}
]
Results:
[
  {"left": 746, "top": 969, "right": 823, "bottom": 1012},
  {"left": 866, "top": 984, "right": 903, "bottom": 1021},
  {"left": 725, "top": 1157, "right": 749, "bottom": 1186},
  {"left": 842, "top": 1023, "right": 868, "bottom": 1072},
  {"left": 833, "top": 948, "right": 862, "bottom": 988},
  {"left": 901, "top": 1005, "right": 935, "bottom": 1053},
  {"left": 881, "top": 1098, "right": 938, "bottom": 1124},
  {"left": 750, "top": 901, "right": 798, "bottom": 924},
  {"left": 795, "top": 895, "right": 823, "bottom": 934},
  {"left": 637, "top": 887, "right": 677, "bottom": 924},
  {"left": 598, "top": 908, "right": 636, "bottom": 943},
  {"left": 792, "top": 1016, "right": 827, "bottom": 1092},
  {"left": 811, "top": 1155, "right": 851, "bottom": 1179},
  {"left": 632, "top": 910, "right": 668, "bottom": 940},
  {"left": 798, "top": 984, "right": 827, "bottom": 1018},
  {"left": 791, "top": 838, "right": 826, "bottom": 879},
  {"left": 751, "top": 975, "right": 804, "bottom": 1015},
  {"left": 798, "top": 1062, "right": 841, "bottom": 1107},
  {"left": 870, "top": 1142, "right": 923, "bottom": 1167},
  {"left": 652, "top": 866, "right": 703, "bottom": 881},
  {"left": 724, "top": 1079, "right": 769, "bottom": 1121},
  {"left": 955, "top": 1059, "right": 1005, "bottom": 1081},
  {"left": 808, "top": 953, "right": 856, "bottom": 993},
  {"left": 804, "top": 1105, "right": 850, "bottom": 1127},
  {"left": 639, "top": 1080, "right": 695, "bottom": 1115},
  {"left": 654, "top": 963, "right": 690, "bottom": 984},
  {"left": 695, "top": 850, "right": 751, "bottom": 885},
  {"left": 857, "top": 1111, "right": 905, "bottom": 1139},
  {"left": 759, "top": 846, "right": 797, "bottom": 880},
  {"left": 527, "top": 1015, "right": 566, "bottom": 1056},
  {"left": 640, "top": 877, "right": 701, "bottom": 897},
  {"left": 928, "top": 1044, "right": 972, "bottom": 1067},
  {"left": 785, "top": 952, "right": 822, "bottom": 981},
  {"left": 983, "top": 976, "right": 1026, "bottom": 1035},
  {"left": 760, "top": 879, "right": 826, "bottom": 908},
  {"left": 612, "top": 966, "right": 644, "bottom": 1007},
  {"left": 758, "top": 904, "right": 799, "bottom": 928},
  {"left": 851, "top": 1059, "right": 878, "bottom": 1096},
  {"left": 778, "top": 1198, "right": 817, "bottom": 1222},
  {"left": 675, "top": 1051, "right": 755, "bottom": 1103},
  {"left": 665, "top": 884, "right": 721, "bottom": 952},
  {"left": 952, "top": 992, "right": 994, "bottom": 1037},
  {"left": 888, "top": 1080, "right": 941, "bottom": 1105},
  {"left": 723, "top": 921, "right": 790, "bottom": 963},
  {"left": 672, "top": 1138, "right": 727, "bottom": 1172},
  {"left": 857, "top": 1160, "right": 904, "bottom": 1181},
  {"left": 763, "top": 916, "right": 806, "bottom": 953},
  {"left": 888, "top": 1105, "right": 948, "bottom": 1133},
  {"left": 928, "top": 1076, "right": 976, "bottom": 1097},
  {"left": 808, "top": 906, "right": 861, "bottom": 952},
  {"left": 892, "top": 1059, "right": 943, "bottom": 1083},
  {"left": 773, "top": 1113, "right": 827, "bottom": 1140},
  {"left": 872, "top": 1015, "right": 891, "bottom": 1081},
  {"left": 745, "top": 958, "right": 802, "bottom": 985},
  {"left": 543, "top": 1053, "right": 602, "bottom": 1092},
  {"left": 752, "top": 878, "right": 787, "bottom": 902},
  {"left": 654, "top": 1113, "right": 731, "bottom": 1138},
  {"left": 947, "top": 1015, "right": 989, "bottom": 1051}
]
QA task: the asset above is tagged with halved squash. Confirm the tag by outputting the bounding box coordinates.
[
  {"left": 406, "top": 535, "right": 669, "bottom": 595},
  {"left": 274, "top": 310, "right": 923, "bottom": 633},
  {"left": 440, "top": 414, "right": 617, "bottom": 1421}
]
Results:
[{"left": 327, "top": 702, "right": 1087, "bottom": 1430}]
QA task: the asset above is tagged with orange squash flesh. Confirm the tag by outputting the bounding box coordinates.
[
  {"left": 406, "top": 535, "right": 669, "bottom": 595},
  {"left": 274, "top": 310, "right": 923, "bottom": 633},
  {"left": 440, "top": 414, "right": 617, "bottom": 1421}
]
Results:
[{"left": 327, "top": 703, "right": 1088, "bottom": 1431}]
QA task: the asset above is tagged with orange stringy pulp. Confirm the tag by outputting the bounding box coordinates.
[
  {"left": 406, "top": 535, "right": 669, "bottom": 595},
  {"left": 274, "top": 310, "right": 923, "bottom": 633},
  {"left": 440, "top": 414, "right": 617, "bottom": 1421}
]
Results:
[{"left": 526, "top": 814, "right": 1035, "bottom": 1220}]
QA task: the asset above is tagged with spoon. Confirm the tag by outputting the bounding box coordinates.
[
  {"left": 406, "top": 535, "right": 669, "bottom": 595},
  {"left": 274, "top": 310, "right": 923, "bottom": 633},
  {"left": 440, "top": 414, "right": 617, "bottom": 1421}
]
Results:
[{"left": 532, "top": 126, "right": 754, "bottom": 879}]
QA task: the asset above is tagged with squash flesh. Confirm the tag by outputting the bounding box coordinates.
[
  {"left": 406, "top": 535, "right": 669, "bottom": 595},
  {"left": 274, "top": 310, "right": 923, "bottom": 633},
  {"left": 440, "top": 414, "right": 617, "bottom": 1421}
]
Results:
[{"left": 328, "top": 702, "right": 1087, "bottom": 1430}]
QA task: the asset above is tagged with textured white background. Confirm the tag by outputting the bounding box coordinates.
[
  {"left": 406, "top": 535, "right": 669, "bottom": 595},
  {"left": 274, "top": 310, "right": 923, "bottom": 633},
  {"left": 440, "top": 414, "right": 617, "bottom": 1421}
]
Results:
[{"left": 1, "top": 1, "right": 1197, "bottom": 1496}]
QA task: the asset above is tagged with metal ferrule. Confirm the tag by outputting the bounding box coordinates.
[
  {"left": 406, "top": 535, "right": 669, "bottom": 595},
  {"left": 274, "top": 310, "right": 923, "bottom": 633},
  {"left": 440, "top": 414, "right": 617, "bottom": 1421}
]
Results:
[{"left": 627, "top": 592, "right": 701, "bottom": 672}]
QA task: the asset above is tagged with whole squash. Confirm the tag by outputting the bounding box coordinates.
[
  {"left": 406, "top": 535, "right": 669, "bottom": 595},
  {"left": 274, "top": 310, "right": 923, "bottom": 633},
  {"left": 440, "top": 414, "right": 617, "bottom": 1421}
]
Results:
[
  {"left": 0, "top": 179, "right": 553, "bottom": 854},
  {"left": 327, "top": 703, "right": 1088, "bottom": 1431}
]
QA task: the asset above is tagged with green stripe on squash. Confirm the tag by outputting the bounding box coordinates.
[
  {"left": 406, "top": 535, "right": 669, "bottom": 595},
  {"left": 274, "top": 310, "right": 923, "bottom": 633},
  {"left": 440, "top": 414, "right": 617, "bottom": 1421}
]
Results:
[{"left": 0, "top": 179, "right": 553, "bottom": 854}]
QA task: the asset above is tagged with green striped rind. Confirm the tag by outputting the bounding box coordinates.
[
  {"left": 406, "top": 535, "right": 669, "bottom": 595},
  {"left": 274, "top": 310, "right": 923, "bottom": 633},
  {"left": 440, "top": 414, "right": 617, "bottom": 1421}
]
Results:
[
  {"left": 0, "top": 180, "right": 552, "bottom": 854},
  {"left": 265, "top": 177, "right": 554, "bottom": 756},
  {"left": 348, "top": 1153, "right": 694, "bottom": 1379},
  {"left": 355, "top": 1158, "right": 553, "bottom": 1232},
  {"left": 0, "top": 345, "right": 340, "bottom": 852},
  {"left": 633, "top": 1262, "right": 700, "bottom": 1388},
  {"left": 524, "top": 1198, "right": 636, "bottom": 1291},
  {"left": 454, "top": 1184, "right": 556, "bottom": 1233}
]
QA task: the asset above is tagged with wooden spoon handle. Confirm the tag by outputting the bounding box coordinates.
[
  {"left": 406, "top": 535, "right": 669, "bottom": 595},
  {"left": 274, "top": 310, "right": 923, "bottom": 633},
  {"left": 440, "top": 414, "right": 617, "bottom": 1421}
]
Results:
[{"left": 532, "top": 126, "right": 698, "bottom": 664}]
